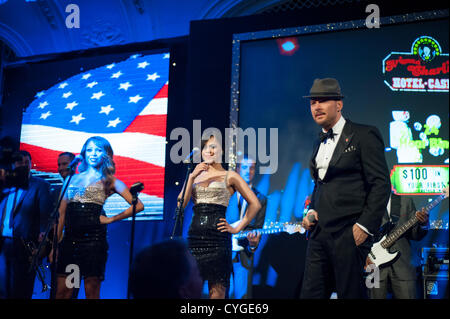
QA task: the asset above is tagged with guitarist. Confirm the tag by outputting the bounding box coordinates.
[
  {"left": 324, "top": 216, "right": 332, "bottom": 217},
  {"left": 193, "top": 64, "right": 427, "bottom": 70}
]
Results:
[
  {"left": 0, "top": 150, "right": 53, "bottom": 298},
  {"left": 369, "top": 192, "right": 429, "bottom": 299},
  {"left": 229, "top": 155, "right": 267, "bottom": 299}
]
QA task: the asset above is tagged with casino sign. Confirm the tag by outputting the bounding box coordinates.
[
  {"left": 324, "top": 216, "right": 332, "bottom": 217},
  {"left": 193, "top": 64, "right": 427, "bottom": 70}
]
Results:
[{"left": 382, "top": 36, "right": 449, "bottom": 92}]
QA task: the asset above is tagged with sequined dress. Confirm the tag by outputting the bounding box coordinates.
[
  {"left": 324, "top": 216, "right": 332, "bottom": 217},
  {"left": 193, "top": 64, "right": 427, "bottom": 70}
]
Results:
[
  {"left": 56, "top": 181, "right": 109, "bottom": 281},
  {"left": 188, "top": 173, "right": 232, "bottom": 287}
]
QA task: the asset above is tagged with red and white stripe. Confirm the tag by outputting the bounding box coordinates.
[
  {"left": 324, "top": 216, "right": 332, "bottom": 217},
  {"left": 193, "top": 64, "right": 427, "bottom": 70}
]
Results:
[{"left": 20, "top": 82, "right": 168, "bottom": 199}]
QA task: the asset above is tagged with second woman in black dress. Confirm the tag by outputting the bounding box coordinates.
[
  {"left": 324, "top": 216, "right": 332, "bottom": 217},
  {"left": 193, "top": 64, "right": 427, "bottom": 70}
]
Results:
[{"left": 178, "top": 135, "right": 261, "bottom": 299}]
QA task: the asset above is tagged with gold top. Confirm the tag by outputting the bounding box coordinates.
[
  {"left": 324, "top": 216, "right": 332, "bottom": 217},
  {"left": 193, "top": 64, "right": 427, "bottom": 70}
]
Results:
[
  {"left": 67, "top": 181, "right": 107, "bottom": 206},
  {"left": 192, "top": 172, "right": 231, "bottom": 207}
]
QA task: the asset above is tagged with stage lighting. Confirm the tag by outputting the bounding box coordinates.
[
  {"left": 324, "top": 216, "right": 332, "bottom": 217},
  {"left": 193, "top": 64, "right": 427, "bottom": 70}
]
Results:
[{"left": 276, "top": 38, "right": 299, "bottom": 56}]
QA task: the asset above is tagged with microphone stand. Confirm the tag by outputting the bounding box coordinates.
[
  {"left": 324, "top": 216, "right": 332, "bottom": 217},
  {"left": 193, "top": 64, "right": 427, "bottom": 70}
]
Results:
[
  {"left": 127, "top": 182, "right": 143, "bottom": 299},
  {"left": 171, "top": 161, "right": 193, "bottom": 240},
  {"left": 30, "top": 166, "right": 76, "bottom": 299}
]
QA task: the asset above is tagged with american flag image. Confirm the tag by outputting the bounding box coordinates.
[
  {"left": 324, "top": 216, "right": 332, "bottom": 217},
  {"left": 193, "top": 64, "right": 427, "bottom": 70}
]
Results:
[{"left": 20, "top": 52, "right": 170, "bottom": 220}]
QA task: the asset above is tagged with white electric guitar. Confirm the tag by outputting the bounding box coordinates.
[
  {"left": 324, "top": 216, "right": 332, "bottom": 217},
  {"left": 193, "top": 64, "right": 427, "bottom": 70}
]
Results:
[
  {"left": 231, "top": 221, "right": 305, "bottom": 252},
  {"left": 367, "top": 187, "right": 448, "bottom": 269}
]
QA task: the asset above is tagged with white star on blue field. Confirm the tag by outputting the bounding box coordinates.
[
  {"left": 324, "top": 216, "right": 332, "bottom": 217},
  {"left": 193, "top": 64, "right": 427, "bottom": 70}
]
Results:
[{"left": 24, "top": 53, "right": 170, "bottom": 134}]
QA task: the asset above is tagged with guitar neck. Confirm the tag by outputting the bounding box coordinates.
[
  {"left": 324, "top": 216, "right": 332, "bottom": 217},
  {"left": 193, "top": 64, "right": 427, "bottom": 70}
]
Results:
[
  {"left": 233, "top": 226, "right": 283, "bottom": 239},
  {"left": 381, "top": 194, "right": 445, "bottom": 249}
]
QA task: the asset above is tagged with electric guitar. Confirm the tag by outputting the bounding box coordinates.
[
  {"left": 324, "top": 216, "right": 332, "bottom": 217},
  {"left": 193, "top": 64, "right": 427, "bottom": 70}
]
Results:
[
  {"left": 367, "top": 187, "right": 448, "bottom": 269},
  {"left": 21, "top": 237, "right": 51, "bottom": 292},
  {"left": 231, "top": 221, "right": 305, "bottom": 252}
]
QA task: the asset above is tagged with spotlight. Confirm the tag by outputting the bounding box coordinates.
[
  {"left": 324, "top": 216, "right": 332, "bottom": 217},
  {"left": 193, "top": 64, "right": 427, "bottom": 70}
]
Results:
[{"left": 277, "top": 38, "right": 299, "bottom": 56}]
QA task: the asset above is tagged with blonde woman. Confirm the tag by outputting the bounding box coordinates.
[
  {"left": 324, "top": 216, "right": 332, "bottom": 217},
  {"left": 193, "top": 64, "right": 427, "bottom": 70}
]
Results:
[{"left": 55, "top": 136, "right": 143, "bottom": 299}]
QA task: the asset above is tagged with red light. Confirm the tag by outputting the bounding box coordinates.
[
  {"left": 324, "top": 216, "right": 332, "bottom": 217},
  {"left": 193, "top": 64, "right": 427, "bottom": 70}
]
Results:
[{"left": 277, "top": 38, "right": 299, "bottom": 56}]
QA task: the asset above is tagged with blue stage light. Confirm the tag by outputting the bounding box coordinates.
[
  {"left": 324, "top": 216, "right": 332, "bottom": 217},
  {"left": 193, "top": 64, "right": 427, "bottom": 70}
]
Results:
[
  {"left": 282, "top": 41, "right": 295, "bottom": 52},
  {"left": 276, "top": 37, "right": 299, "bottom": 56}
]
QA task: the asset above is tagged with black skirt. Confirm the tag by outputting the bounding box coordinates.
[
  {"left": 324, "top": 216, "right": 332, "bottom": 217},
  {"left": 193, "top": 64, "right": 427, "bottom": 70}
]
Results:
[
  {"left": 188, "top": 203, "right": 232, "bottom": 288},
  {"left": 56, "top": 202, "right": 109, "bottom": 281}
]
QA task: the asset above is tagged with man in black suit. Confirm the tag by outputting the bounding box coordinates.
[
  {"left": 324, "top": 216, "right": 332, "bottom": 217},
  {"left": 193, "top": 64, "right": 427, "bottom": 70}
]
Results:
[
  {"left": 300, "top": 78, "right": 391, "bottom": 299},
  {"left": 369, "top": 193, "right": 428, "bottom": 299},
  {"left": 50, "top": 152, "right": 76, "bottom": 210},
  {"left": 231, "top": 155, "right": 267, "bottom": 299},
  {"left": 57, "top": 152, "right": 75, "bottom": 181},
  {"left": 0, "top": 150, "right": 53, "bottom": 298}
]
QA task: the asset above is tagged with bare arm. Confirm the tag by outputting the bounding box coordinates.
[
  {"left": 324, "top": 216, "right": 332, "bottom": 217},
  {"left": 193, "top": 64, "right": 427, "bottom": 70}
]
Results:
[
  {"left": 56, "top": 178, "right": 71, "bottom": 243},
  {"left": 48, "top": 196, "right": 67, "bottom": 264},
  {"left": 217, "top": 171, "right": 261, "bottom": 234},
  {"left": 56, "top": 198, "right": 67, "bottom": 243},
  {"left": 100, "top": 178, "right": 144, "bottom": 224},
  {"left": 177, "top": 162, "right": 209, "bottom": 209}
]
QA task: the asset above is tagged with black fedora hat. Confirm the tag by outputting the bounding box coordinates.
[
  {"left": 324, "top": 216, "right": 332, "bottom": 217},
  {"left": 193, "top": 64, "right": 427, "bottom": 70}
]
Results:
[{"left": 303, "top": 78, "right": 344, "bottom": 99}]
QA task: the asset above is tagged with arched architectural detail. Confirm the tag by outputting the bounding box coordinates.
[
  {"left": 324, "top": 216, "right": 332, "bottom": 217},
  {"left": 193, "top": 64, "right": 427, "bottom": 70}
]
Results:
[
  {"left": 200, "top": 0, "right": 289, "bottom": 19},
  {"left": 0, "top": 22, "right": 34, "bottom": 57}
]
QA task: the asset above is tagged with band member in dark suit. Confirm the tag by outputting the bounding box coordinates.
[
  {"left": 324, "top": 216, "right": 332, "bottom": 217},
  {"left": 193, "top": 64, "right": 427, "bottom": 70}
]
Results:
[
  {"left": 0, "top": 150, "right": 53, "bottom": 298},
  {"left": 300, "top": 78, "right": 391, "bottom": 299},
  {"left": 50, "top": 152, "right": 76, "bottom": 208},
  {"left": 369, "top": 193, "right": 428, "bottom": 299},
  {"left": 58, "top": 152, "right": 75, "bottom": 181},
  {"left": 231, "top": 155, "right": 267, "bottom": 299}
]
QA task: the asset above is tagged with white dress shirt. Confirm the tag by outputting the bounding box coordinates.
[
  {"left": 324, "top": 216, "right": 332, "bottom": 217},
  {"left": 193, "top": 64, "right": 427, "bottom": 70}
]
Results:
[
  {"left": 316, "top": 116, "right": 346, "bottom": 180},
  {"left": 1, "top": 187, "right": 23, "bottom": 237},
  {"left": 386, "top": 195, "right": 392, "bottom": 221}
]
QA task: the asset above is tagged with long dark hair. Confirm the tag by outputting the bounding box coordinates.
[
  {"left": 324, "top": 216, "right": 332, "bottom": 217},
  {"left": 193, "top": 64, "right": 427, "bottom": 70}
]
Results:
[{"left": 78, "top": 136, "right": 116, "bottom": 194}]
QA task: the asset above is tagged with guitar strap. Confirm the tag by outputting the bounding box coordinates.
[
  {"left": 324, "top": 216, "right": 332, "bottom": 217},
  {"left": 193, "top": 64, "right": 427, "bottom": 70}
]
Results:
[
  {"left": 389, "top": 194, "right": 401, "bottom": 224},
  {"left": 238, "top": 184, "right": 252, "bottom": 220},
  {"left": 238, "top": 194, "right": 244, "bottom": 219}
]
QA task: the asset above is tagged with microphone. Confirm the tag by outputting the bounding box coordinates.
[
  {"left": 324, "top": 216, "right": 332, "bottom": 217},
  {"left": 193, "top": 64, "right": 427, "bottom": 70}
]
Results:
[
  {"left": 305, "top": 213, "right": 317, "bottom": 240},
  {"left": 130, "top": 182, "right": 144, "bottom": 204},
  {"left": 130, "top": 182, "right": 144, "bottom": 196},
  {"left": 307, "top": 214, "right": 317, "bottom": 225},
  {"left": 69, "top": 155, "right": 83, "bottom": 170},
  {"left": 183, "top": 147, "right": 200, "bottom": 164}
]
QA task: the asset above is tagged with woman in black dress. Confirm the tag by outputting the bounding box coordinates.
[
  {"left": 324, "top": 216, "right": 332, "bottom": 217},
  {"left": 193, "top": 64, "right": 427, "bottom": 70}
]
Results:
[
  {"left": 178, "top": 135, "right": 261, "bottom": 299},
  {"left": 54, "top": 136, "right": 144, "bottom": 299}
]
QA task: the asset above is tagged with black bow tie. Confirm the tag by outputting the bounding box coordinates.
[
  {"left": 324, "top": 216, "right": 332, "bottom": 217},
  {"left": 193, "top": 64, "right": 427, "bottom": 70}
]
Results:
[{"left": 319, "top": 129, "right": 336, "bottom": 143}]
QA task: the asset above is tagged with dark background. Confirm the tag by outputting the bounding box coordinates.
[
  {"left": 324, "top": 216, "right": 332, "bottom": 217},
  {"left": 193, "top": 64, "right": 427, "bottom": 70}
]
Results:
[{"left": 1, "top": 0, "right": 448, "bottom": 299}]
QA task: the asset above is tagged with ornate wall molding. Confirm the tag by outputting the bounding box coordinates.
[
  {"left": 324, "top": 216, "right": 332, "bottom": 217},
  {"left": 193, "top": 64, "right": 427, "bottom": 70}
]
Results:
[
  {"left": 81, "top": 19, "right": 127, "bottom": 47},
  {"left": 36, "top": 0, "right": 57, "bottom": 28},
  {"left": 132, "top": 0, "right": 145, "bottom": 14},
  {"left": 0, "top": 22, "right": 34, "bottom": 57},
  {"left": 201, "top": 0, "right": 290, "bottom": 19}
]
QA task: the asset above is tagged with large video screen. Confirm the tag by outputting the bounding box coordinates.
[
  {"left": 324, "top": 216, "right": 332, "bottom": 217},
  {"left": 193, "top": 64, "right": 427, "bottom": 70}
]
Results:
[
  {"left": 234, "top": 16, "right": 449, "bottom": 228},
  {"left": 6, "top": 50, "right": 169, "bottom": 220}
]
